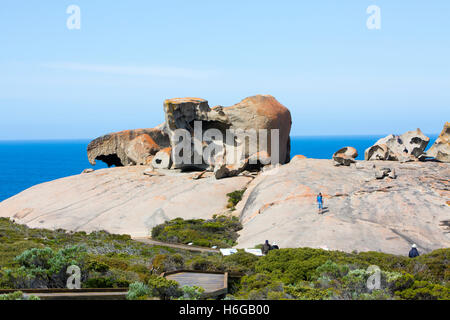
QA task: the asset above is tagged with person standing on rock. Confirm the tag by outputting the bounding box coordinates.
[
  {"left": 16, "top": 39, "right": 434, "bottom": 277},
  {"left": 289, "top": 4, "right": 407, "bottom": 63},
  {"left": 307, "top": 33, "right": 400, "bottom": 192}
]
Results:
[
  {"left": 317, "top": 193, "right": 324, "bottom": 214},
  {"left": 408, "top": 244, "right": 420, "bottom": 258}
]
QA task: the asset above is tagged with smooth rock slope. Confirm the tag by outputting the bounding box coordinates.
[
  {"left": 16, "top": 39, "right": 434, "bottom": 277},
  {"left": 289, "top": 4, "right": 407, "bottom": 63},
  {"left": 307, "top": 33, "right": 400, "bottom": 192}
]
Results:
[
  {"left": 0, "top": 167, "right": 251, "bottom": 237},
  {"left": 235, "top": 159, "right": 450, "bottom": 254}
]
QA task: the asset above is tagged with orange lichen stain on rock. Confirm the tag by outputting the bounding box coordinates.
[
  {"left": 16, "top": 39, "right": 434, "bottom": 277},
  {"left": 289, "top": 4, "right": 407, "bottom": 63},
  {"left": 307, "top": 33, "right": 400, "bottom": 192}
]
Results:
[
  {"left": 140, "top": 134, "right": 159, "bottom": 149},
  {"left": 94, "top": 172, "right": 108, "bottom": 177},
  {"left": 447, "top": 201, "right": 450, "bottom": 206},
  {"left": 165, "top": 97, "right": 207, "bottom": 102},
  {"left": 153, "top": 195, "right": 167, "bottom": 201},
  {"left": 292, "top": 155, "right": 307, "bottom": 160},
  {"left": 161, "top": 147, "right": 172, "bottom": 155},
  {"left": 287, "top": 185, "right": 318, "bottom": 201}
]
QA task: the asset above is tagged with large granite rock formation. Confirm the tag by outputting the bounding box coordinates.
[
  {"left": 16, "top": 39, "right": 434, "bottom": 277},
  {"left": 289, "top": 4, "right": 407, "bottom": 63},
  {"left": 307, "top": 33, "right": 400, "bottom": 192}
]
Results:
[
  {"left": 162, "top": 95, "right": 292, "bottom": 172},
  {"left": 365, "top": 129, "right": 430, "bottom": 162},
  {"left": 88, "top": 95, "right": 292, "bottom": 179},
  {"left": 87, "top": 128, "right": 170, "bottom": 166},
  {"left": 427, "top": 122, "right": 450, "bottom": 162},
  {"left": 0, "top": 167, "right": 252, "bottom": 237},
  {"left": 234, "top": 159, "right": 450, "bottom": 254}
]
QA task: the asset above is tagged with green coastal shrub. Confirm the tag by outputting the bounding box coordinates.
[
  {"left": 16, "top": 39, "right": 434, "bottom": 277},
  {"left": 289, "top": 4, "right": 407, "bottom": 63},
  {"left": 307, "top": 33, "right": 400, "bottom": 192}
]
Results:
[
  {"left": 147, "top": 275, "right": 182, "bottom": 300},
  {"left": 404, "top": 249, "right": 449, "bottom": 283},
  {"left": 84, "top": 277, "right": 115, "bottom": 288},
  {"left": 255, "top": 248, "right": 333, "bottom": 283},
  {"left": 314, "top": 260, "right": 349, "bottom": 280},
  {"left": 127, "top": 281, "right": 151, "bottom": 300},
  {"left": 6, "top": 245, "right": 87, "bottom": 288},
  {"left": 226, "top": 189, "right": 246, "bottom": 210},
  {"left": 151, "top": 216, "right": 242, "bottom": 248},
  {"left": 151, "top": 254, "right": 184, "bottom": 273},
  {"left": 388, "top": 272, "right": 415, "bottom": 292},
  {"left": 177, "top": 285, "right": 205, "bottom": 300},
  {"left": 284, "top": 283, "right": 333, "bottom": 300},
  {"left": 237, "top": 273, "right": 287, "bottom": 300},
  {"left": 0, "top": 218, "right": 201, "bottom": 291},
  {"left": 0, "top": 291, "right": 40, "bottom": 300},
  {"left": 15, "top": 245, "right": 87, "bottom": 275},
  {"left": 87, "top": 260, "right": 110, "bottom": 273},
  {"left": 223, "top": 251, "right": 259, "bottom": 274},
  {"left": 395, "top": 281, "right": 450, "bottom": 300}
]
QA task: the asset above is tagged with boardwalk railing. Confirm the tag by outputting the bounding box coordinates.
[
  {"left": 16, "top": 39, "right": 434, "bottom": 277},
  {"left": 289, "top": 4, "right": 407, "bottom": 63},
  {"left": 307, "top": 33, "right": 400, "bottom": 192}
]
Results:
[{"left": 0, "top": 288, "right": 128, "bottom": 300}]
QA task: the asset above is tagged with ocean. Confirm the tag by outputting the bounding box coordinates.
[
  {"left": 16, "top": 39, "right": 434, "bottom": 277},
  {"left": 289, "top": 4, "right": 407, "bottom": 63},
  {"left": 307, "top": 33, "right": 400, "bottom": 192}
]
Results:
[{"left": 0, "top": 135, "right": 437, "bottom": 202}]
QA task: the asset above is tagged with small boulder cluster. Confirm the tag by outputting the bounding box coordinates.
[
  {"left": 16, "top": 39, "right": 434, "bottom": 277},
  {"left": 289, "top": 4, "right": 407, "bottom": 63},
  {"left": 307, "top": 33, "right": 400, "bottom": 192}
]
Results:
[
  {"left": 332, "top": 124, "right": 449, "bottom": 168},
  {"left": 364, "top": 129, "right": 430, "bottom": 162}
]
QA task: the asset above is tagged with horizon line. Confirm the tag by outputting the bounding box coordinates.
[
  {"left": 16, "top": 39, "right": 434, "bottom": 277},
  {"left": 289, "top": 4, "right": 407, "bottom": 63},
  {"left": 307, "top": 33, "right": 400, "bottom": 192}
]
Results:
[{"left": 0, "top": 133, "right": 439, "bottom": 142}]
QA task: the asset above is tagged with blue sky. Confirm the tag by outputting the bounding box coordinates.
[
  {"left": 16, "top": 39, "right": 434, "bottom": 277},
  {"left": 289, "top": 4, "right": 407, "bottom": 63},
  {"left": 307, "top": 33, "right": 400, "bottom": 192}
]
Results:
[{"left": 0, "top": 0, "right": 449, "bottom": 139}]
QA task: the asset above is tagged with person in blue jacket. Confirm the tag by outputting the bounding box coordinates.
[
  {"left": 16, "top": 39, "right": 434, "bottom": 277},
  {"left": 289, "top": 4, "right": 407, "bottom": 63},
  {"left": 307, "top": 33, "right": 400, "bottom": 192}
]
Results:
[
  {"left": 317, "top": 192, "right": 324, "bottom": 214},
  {"left": 408, "top": 244, "right": 420, "bottom": 258}
]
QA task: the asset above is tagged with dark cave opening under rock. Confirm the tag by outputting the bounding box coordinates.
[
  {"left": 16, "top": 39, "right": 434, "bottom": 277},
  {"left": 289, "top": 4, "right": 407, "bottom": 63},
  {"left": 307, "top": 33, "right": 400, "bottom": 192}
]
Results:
[{"left": 96, "top": 154, "right": 123, "bottom": 167}]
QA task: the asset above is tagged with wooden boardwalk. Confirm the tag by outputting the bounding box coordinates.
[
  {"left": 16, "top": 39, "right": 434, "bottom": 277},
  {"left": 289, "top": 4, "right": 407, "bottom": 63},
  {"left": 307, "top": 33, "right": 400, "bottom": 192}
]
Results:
[
  {"left": 0, "top": 288, "right": 128, "bottom": 300},
  {"left": 163, "top": 270, "right": 228, "bottom": 298}
]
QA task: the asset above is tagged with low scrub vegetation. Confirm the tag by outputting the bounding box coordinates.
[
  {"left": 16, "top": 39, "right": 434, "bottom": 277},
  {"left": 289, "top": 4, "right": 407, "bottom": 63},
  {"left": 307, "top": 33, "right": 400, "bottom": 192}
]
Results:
[
  {"left": 151, "top": 215, "right": 243, "bottom": 248},
  {"left": 226, "top": 247, "right": 449, "bottom": 300},
  {"left": 0, "top": 291, "right": 40, "bottom": 300},
  {"left": 1, "top": 218, "right": 448, "bottom": 300},
  {"left": 0, "top": 217, "right": 198, "bottom": 290},
  {"left": 126, "top": 276, "right": 204, "bottom": 300}
]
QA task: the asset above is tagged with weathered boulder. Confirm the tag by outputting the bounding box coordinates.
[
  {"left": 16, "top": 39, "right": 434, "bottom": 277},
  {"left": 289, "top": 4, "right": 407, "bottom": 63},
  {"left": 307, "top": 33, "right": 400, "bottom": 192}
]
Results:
[
  {"left": 234, "top": 159, "right": 450, "bottom": 254},
  {"left": 126, "top": 134, "right": 160, "bottom": 165},
  {"left": 152, "top": 148, "right": 172, "bottom": 169},
  {"left": 365, "top": 129, "right": 430, "bottom": 162},
  {"left": 427, "top": 122, "right": 450, "bottom": 162},
  {"left": 143, "top": 167, "right": 164, "bottom": 177},
  {"left": 87, "top": 128, "right": 170, "bottom": 167},
  {"left": 375, "top": 167, "right": 391, "bottom": 179},
  {"left": 214, "top": 160, "right": 248, "bottom": 179},
  {"left": 223, "top": 95, "right": 292, "bottom": 165},
  {"left": 365, "top": 144, "right": 390, "bottom": 161},
  {"left": 163, "top": 95, "right": 292, "bottom": 174},
  {"left": 388, "top": 168, "right": 397, "bottom": 179},
  {"left": 333, "top": 147, "right": 358, "bottom": 166}
]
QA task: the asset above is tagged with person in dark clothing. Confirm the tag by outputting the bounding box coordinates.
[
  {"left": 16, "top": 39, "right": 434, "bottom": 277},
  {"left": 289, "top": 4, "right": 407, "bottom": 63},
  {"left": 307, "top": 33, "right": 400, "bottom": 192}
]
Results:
[
  {"left": 262, "top": 240, "right": 271, "bottom": 255},
  {"left": 272, "top": 242, "right": 279, "bottom": 250},
  {"left": 408, "top": 244, "right": 420, "bottom": 258}
]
